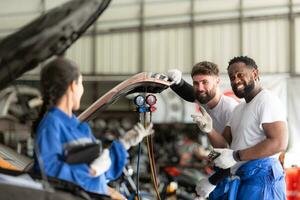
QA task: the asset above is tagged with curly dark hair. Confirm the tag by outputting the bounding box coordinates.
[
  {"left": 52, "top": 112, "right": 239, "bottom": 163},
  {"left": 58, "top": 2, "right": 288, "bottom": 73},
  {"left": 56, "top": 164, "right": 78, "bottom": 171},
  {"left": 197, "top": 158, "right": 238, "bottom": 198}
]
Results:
[
  {"left": 227, "top": 56, "right": 258, "bottom": 70},
  {"left": 191, "top": 61, "right": 219, "bottom": 77},
  {"left": 32, "top": 57, "right": 80, "bottom": 134}
]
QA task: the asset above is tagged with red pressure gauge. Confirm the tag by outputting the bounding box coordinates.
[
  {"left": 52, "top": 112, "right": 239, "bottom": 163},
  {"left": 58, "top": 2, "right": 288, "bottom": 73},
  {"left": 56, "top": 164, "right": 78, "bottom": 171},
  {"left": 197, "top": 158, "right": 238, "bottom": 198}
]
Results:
[
  {"left": 146, "top": 94, "right": 157, "bottom": 106},
  {"left": 146, "top": 94, "right": 157, "bottom": 112}
]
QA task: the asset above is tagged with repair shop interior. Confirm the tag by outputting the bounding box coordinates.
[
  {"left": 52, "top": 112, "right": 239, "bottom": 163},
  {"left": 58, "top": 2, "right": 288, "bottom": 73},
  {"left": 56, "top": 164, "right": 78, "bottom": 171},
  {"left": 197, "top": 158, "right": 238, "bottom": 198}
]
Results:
[{"left": 0, "top": 1, "right": 299, "bottom": 200}]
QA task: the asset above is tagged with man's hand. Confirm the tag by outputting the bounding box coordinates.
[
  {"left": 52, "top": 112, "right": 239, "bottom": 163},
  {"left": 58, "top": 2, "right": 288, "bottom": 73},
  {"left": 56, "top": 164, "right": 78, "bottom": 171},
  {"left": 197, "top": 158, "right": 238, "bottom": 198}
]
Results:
[
  {"left": 120, "top": 123, "right": 154, "bottom": 150},
  {"left": 90, "top": 149, "right": 111, "bottom": 176},
  {"left": 191, "top": 106, "right": 213, "bottom": 134},
  {"left": 167, "top": 69, "right": 182, "bottom": 85},
  {"left": 213, "top": 148, "right": 237, "bottom": 169},
  {"left": 195, "top": 178, "right": 216, "bottom": 198}
]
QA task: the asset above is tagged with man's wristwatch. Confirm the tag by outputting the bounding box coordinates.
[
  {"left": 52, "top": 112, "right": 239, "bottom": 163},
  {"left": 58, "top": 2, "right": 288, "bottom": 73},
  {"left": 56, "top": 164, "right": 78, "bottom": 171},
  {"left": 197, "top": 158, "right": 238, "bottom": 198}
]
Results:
[{"left": 233, "top": 150, "right": 241, "bottom": 161}]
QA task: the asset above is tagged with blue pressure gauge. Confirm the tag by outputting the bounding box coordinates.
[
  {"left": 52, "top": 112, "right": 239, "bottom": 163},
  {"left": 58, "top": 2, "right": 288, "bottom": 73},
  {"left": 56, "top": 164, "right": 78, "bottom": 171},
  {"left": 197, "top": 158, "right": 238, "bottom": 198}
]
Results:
[{"left": 134, "top": 95, "right": 145, "bottom": 106}]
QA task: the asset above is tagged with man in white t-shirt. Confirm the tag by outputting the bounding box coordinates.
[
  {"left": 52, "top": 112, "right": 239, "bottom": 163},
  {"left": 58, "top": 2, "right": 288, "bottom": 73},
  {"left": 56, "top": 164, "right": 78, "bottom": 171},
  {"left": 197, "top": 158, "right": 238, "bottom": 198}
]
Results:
[
  {"left": 168, "top": 61, "right": 238, "bottom": 198},
  {"left": 168, "top": 61, "right": 238, "bottom": 146},
  {"left": 195, "top": 56, "right": 288, "bottom": 199}
]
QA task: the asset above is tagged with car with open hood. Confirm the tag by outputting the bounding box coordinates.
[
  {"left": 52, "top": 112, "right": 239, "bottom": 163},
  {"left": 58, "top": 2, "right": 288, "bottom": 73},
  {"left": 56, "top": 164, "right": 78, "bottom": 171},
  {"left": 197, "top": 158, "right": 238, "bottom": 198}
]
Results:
[
  {"left": 0, "top": 0, "right": 113, "bottom": 199},
  {"left": 0, "top": 0, "right": 172, "bottom": 199}
]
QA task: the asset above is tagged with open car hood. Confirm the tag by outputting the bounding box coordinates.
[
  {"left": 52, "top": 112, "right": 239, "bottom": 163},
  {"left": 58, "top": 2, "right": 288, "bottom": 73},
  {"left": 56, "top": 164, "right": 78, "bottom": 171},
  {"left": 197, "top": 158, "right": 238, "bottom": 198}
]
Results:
[
  {"left": 79, "top": 72, "right": 172, "bottom": 121},
  {"left": 0, "top": 0, "right": 111, "bottom": 90}
]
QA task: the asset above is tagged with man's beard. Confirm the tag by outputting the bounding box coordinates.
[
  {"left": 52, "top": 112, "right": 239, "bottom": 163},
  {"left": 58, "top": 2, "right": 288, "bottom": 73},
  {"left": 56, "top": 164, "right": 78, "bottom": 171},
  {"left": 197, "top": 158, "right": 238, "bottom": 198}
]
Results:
[
  {"left": 195, "top": 88, "right": 216, "bottom": 104},
  {"left": 232, "top": 79, "right": 255, "bottom": 98}
]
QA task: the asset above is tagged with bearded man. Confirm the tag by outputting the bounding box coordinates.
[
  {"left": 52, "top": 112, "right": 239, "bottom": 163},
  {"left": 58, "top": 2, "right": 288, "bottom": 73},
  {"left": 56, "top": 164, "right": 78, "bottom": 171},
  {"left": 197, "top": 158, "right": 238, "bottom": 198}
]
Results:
[{"left": 194, "top": 56, "right": 288, "bottom": 199}]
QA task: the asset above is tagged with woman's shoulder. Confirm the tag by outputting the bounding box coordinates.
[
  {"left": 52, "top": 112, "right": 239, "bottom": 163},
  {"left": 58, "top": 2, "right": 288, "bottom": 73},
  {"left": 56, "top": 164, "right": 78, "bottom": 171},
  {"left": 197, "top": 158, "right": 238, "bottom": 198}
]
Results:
[{"left": 38, "top": 110, "right": 63, "bottom": 129}]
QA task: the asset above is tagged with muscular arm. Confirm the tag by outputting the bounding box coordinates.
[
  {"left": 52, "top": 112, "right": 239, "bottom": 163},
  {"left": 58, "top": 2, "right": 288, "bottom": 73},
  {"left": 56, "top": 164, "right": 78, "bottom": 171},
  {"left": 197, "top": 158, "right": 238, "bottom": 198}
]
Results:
[
  {"left": 222, "top": 126, "right": 232, "bottom": 146},
  {"left": 239, "top": 121, "right": 288, "bottom": 161},
  {"left": 170, "top": 79, "right": 196, "bottom": 102},
  {"left": 207, "top": 127, "right": 230, "bottom": 148}
]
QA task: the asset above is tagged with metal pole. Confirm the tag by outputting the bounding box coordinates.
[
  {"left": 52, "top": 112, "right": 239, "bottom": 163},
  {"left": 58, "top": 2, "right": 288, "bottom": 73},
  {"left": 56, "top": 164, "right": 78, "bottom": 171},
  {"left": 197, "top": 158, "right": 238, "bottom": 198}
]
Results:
[
  {"left": 41, "top": 0, "right": 46, "bottom": 14},
  {"left": 139, "top": 0, "right": 145, "bottom": 72},
  {"left": 92, "top": 24, "right": 97, "bottom": 74},
  {"left": 190, "top": 0, "right": 195, "bottom": 65},
  {"left": 289, "top": 0, "right": 296, "bottom": 75},
  {"left": 239, "top": 0, "right": 244, "bottom": 55},
  {"left": 91, "top": 23, "right": 99, "bottom": 102}
]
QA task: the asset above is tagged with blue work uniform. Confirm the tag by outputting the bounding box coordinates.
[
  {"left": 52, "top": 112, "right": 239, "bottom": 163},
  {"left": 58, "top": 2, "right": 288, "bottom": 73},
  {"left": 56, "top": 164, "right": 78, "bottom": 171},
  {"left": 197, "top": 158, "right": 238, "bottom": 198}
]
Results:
[
  {"left": 209, "top": 176, "right": 231, "bottom": 200},
  {"left": 34, "top": 107, "right": 128, "bottom": 195},
  {"left": 209, "top": 157, "right": 286, "bottom": 200}
]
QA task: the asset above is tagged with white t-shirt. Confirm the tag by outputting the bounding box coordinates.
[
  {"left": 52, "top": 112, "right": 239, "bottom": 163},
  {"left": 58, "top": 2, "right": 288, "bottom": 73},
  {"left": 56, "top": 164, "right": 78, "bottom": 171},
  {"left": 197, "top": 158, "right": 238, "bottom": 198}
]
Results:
[
  {"left": 229, "top": 89, "right": 287, "bottom": 173},
  {"left": 203, "top": 95, "right": 238, "bottom": 134}
]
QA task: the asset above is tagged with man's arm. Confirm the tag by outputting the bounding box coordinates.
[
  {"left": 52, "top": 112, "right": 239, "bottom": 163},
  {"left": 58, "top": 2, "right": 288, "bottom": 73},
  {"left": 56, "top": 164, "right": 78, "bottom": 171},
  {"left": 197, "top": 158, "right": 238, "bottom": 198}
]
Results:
[
  {"left": 207, "top": 127, "right": 230, "bottom": 148},
  {"left": 239, "top": 121, "right": 288, "bottom": 161},
  {"left": 192, "top": 108, "right": 231, "bottom": 148},
  {"left": 222, "top": 126, "right": 232, "bottom": 146},
  {"left": 170, "top": 79, "right": 196, "bottom": 102}
]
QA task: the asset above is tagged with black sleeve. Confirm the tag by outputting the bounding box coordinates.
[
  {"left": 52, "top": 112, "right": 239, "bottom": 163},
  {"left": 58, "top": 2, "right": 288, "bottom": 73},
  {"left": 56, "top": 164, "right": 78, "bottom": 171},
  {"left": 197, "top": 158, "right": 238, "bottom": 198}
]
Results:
[
  {"left": 208, "top": 168, "right": 230, "bottom": 185},
  {"left": 170, "top": 79, "right": 196, "bottom": 103}
]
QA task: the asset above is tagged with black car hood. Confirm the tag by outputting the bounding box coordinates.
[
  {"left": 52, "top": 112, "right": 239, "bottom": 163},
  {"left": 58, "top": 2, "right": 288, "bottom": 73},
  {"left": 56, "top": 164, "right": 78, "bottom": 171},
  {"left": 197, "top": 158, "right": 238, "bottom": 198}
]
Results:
[{"left": 0, "top": 0, "right": 111, "bottom": 90}]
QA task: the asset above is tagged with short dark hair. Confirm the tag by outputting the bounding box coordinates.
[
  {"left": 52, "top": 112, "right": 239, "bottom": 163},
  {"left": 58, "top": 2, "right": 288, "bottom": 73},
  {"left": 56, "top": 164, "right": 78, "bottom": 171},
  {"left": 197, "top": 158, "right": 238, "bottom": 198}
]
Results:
[
  {"left": 227, "top": 56, "right": 258, "bottom": 70},
  {"left": 191, "top": 61, "right": 219, "bottom": 77}
]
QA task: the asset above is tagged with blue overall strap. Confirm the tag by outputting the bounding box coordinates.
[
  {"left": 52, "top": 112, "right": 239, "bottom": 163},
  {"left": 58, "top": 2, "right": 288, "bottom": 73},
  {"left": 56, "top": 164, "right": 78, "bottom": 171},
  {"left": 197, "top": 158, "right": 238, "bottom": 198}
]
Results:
[
  {"left": 227, "top": 176, "right": 240, "bottom": 200},
  {"left": 209, "top": 176, "right": 231, "bottom": 200},
  {"left": 235, "top": 157, "right": 286, "bottom": 200},
  {"left": 208, "top": 176, "right": 240, "bottom": 200}
]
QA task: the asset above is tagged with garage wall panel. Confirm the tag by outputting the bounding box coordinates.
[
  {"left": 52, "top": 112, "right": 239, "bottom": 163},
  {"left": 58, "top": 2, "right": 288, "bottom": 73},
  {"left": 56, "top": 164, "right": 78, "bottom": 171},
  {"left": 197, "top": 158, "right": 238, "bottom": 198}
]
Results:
[
  {"left": 66, "top": 36, "right": 93, "bottom": 74},
  {"left": 144, "top": 28, "right": 192, "bottom": 73},
  {"left": 243, "top": 19, "right": 289, "bottom": 73},
  {"left": 194, "top": 23, "right": 240, "bottom": 72},
  {"left": 96, "top": 0, "right": 140, "bottom": 29},
  {"left": 44, "top": 0, "right": 69, "bottom": 10},
  {"left": 143, "top": 1, "right": 191, "bottom": 26},
  {"left": 243, "top": 0, "right": 288, "bottom": 9},
  {"left": 0, "top": 14, "right": 39, "bottom": 32},
  {"left": 0, "top": 0, "right": 41, "bottom": 31},
  {"left": 144, "top": 1, "right": 190, "bottom": 18},
  {"left": 195, "top": 0, "right": 239, "bottom": 13},
  {"left": 96, "top": 32, "right": 139, "bottom": 74},
  {"left": 97, "top": 3, "right": 140, "bottom": 22},
  {"left": 294, "top": 17, "right": 300, "bottom": 74},
  {"left": 0, "top": 0, "right": 41, "bottom": 15}
]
